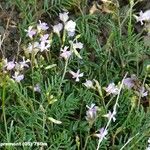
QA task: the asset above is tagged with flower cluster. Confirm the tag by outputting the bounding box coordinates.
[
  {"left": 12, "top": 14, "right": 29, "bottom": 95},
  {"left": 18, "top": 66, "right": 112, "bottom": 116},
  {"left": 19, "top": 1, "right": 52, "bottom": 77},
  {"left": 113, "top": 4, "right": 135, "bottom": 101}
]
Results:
[
  {"left": 25, "top": 21, "right": 50, "bottom": 55},
  {"left": 104, "top": 75, "right": 149, "bottom": 98},
  {"left": 53, "top": 12, "right": 76, "bottom": 36},
  {"left": 2, "top": 57, "right": 30, "bottom": 82}
]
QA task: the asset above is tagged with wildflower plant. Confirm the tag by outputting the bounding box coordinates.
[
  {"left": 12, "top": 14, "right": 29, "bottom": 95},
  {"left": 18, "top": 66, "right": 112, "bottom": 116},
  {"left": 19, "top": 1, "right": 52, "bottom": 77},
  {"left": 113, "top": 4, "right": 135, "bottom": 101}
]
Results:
[{"left": 0, "top": 0, "right": 150, "bottom": 149}]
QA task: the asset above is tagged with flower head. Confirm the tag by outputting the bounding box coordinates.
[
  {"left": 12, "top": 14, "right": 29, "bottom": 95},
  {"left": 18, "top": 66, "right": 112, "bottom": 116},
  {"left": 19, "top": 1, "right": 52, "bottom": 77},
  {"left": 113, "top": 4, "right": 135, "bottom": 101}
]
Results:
[
  {"left": 123, "top": 75, "right": 136, "bottom": 89},
  {"left": 60, "top": 46, "right": 72, "bottom": 60},
  {"left": 94, "top": 127, "right": 108, "bottom": 139},
  {"left": 53, "top": 23, "right": 63, "bottom": 35},
  {"left": 37, "top": 20, "right": 49, "bottom": 31},
  {"left": 73, "top": 42, "right": 83, "bottom": 49},
  {"left": 134, "top": 10, "right": 150, "bottom": 25},
  {"left": 65, "top": 20, "right": 76, "bottom": 33},
  {"left": 16, "top": 57, "right": 30, "bottom": 71},
  {"left": 139, "top": 86, "right": 148, "bottom": 97},
  {"left": 83, "top": 80, "right": 93, "bottom": 89},
  {"left": 68, "top": 31, "right": 75, "bottom": 37},
  {"left": 4, "top": 59, "right": 15, "bottom": 71},
  {"left": 103, "top": 110, "right": 116, "bottom": 122},
  {"left": 86, "top": 103, "right": 99, "bottom": 124},
  {"left": 40, "top": 34, "right": 49, "bottom": 43},
  {"left": 12, "top": 72, "right": 24, "bottom": 82},
  {"left": 39, "top": 41, "right": 50, "bottom": 52},
  {"left": 59, "top": 12, "right": 69, "bottom": 23},
  {"left": 34, "top": 84, "right": 41, "bottom": 93},
  {"left": 69, "top": 69, "right": 83, "bottom": 82},
  {"left": 25, "top": 26, "right": 36, "bottom": 39},
  {"left": 26, "top": 42, "right": 40, "bottom": 54},
  {"left": 105, "top": 83, "right": 119, "bottom": 95}
]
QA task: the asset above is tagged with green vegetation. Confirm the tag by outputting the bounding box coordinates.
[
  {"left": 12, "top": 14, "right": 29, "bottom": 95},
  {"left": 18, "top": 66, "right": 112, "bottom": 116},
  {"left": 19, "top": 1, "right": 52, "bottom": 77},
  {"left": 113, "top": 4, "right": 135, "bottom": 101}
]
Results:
[{"left": 0, "top": 0, "right": 150, "bottom": 149}]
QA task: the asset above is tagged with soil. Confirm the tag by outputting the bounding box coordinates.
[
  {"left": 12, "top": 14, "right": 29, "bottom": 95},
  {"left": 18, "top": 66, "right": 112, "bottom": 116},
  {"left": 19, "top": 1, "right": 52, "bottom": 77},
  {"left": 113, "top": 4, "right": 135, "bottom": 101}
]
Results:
[{"left": 0, "top": 0, "right": 20, "bottom": 59}]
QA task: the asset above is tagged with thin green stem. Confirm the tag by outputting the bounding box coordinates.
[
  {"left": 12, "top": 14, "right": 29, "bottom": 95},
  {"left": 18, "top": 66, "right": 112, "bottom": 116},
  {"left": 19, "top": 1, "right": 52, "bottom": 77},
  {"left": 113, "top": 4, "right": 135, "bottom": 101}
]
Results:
[
  {"left": 120, "top": 133, "right": 139, "bottom": 150},
  {"left": 59, "top": 59, "right": 69, "bottom": 92},
  {"left": 2, "top": 81, "right": 9, "bottom": 142},
  {"left": 83, "top": 134, "right": 90, "bottom": 150}
]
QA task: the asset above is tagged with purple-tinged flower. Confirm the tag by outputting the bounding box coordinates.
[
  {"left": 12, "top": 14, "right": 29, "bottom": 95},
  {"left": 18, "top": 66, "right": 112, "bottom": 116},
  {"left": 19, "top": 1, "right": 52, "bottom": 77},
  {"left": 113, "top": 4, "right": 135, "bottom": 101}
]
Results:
[
  {"left": 123, "top": 74, "right": 137, "bottom": 89},
  {"left": 60, "top": 46, "right": 72, "bottom": 60},
  {"left": 37, "top": 20, "right": 49, "bottom": 31},
  {"left": 103, "top": 110, "right": 116, "bottom": 122},
  {"left": 39, "top": 34, "right": 50, "bottom": 52},
  {"left": 123, "top": 78, "right": 134, "bottom": 89},
  {"left": 12, "top": 72, "right": 24, "bottom": 82},
  {"left": 16, "top": 57, "right": 30, "bottom": 70},
  {"left": 40, "top": 34, "right": 49, "bottom": 43},
  {"left": 134, "top": 10, "right": 150, "bottom": 25},
  {"left": 59, "top": 12, "right": 69, "bottom": 23},
  {"left": 53, "top": 23, "right": 63, "bottom": 35},
  {"left": 83, "top": 80, "right": 93, "bottom": 89},
  {"left": 39, "top": 41, "right": 50, "bottom": 52},
  {"left": 139, "top": 86, "right": 148, "bottom": 97},
  {"left": 65, "top": 20, "right": 76, "bottom": 33},
  {"left": 94, "top": 127, "right": 108, "bottom": 139},
  {"left": 34, "top": 84, "right": 41, "bottom": 93},
  {"left": 86, "top": 103, "right": 99, "bottom": 123},
  {"left": 68, "top": 31, "right": 75, "bottom": 37},
  {"left": 69, "top": 69, "right": 83, "bottom": 82},
  {"left": 73, "top": 42, "right": 83, "bottom": 49},
  {"left": 105, "top": 83, "right": 119, "bottom": 95},
  {"left": 4, "top": 59, "right": 15, "bottom": 71},
  {"left": 25, "top": 26, "right": 36, "bottom": 39}
]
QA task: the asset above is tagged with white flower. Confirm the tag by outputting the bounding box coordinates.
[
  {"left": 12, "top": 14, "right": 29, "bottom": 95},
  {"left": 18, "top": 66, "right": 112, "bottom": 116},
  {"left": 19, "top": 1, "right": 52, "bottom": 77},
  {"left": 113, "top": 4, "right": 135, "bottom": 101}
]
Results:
[
  {"left": 86, "top": 103, "right": 99, "bottom": 123},
  {"left": 25, "top": 26, "right": 36, "bottom": 39},
  {"left": 53, "top": 23, "right": 63, "bottom": 35},
  {"left": 39, "top": 42, "right": 50, "bottom": 52},
  {"left": 34, "top": 84, "right": 41, "bottom": 93},
  {"left": 4, "top": 59, "right": 15, "bottom": 70},
  {"left": 69, "top": 69, "right": 83, "bottom": 82},
  {"left": 139, "top": 86, "right": 148, "bottom": 97},
  {"left": 59, "top": 12, "right": 69, "bottom": 23},
  {"left": 12, "top": 72, "right": 24, "bottom": 82},
  {"left": 60, "top": 46, "right": 72, "bottom": 60},
  {"left": 105, "top": 83, "right": 119, "bottom": 95},
  {"left": 94, "top": 127, "right": 108, "bottom": 139},
  {"left": 134, "top": 10, "right": 150, "bottom": 25},
  {"left": 16, "top": 57, "right": 30, "bottom": 70},
  {"left": 123, "top": 75, "right": 136, "bottom": 89},
  {"left": 73, "top": 42, "right": 83, "bottom": 49},
  {"left": 148, "top": 138, "right": 150, "bottom": 144},
  {"left": 39, "top": 34, "right": 50, "bottom": 52},
  {"left": 65, "top": 20, "right": 76, "bottom": 33},
  {"left": 103, "top": 110, "right": 116, "bottom": 122},
  {"left": 37, "top": 20, "right": 49, "bottom": 31},
  {"left": 68, "top": 31, "right": 75, "bottom": 37},
  {"left": 146, "top": 147, "right": 150, "bottom": 150},
  {"left": 27, "top": 42, "right": 40, "bottom": 54},
  {"left": 40, "top": 34, "right": 49, "bottom": 43},
  {"left": 83, "top": 80, "right": 93, "bottom": 89}
]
